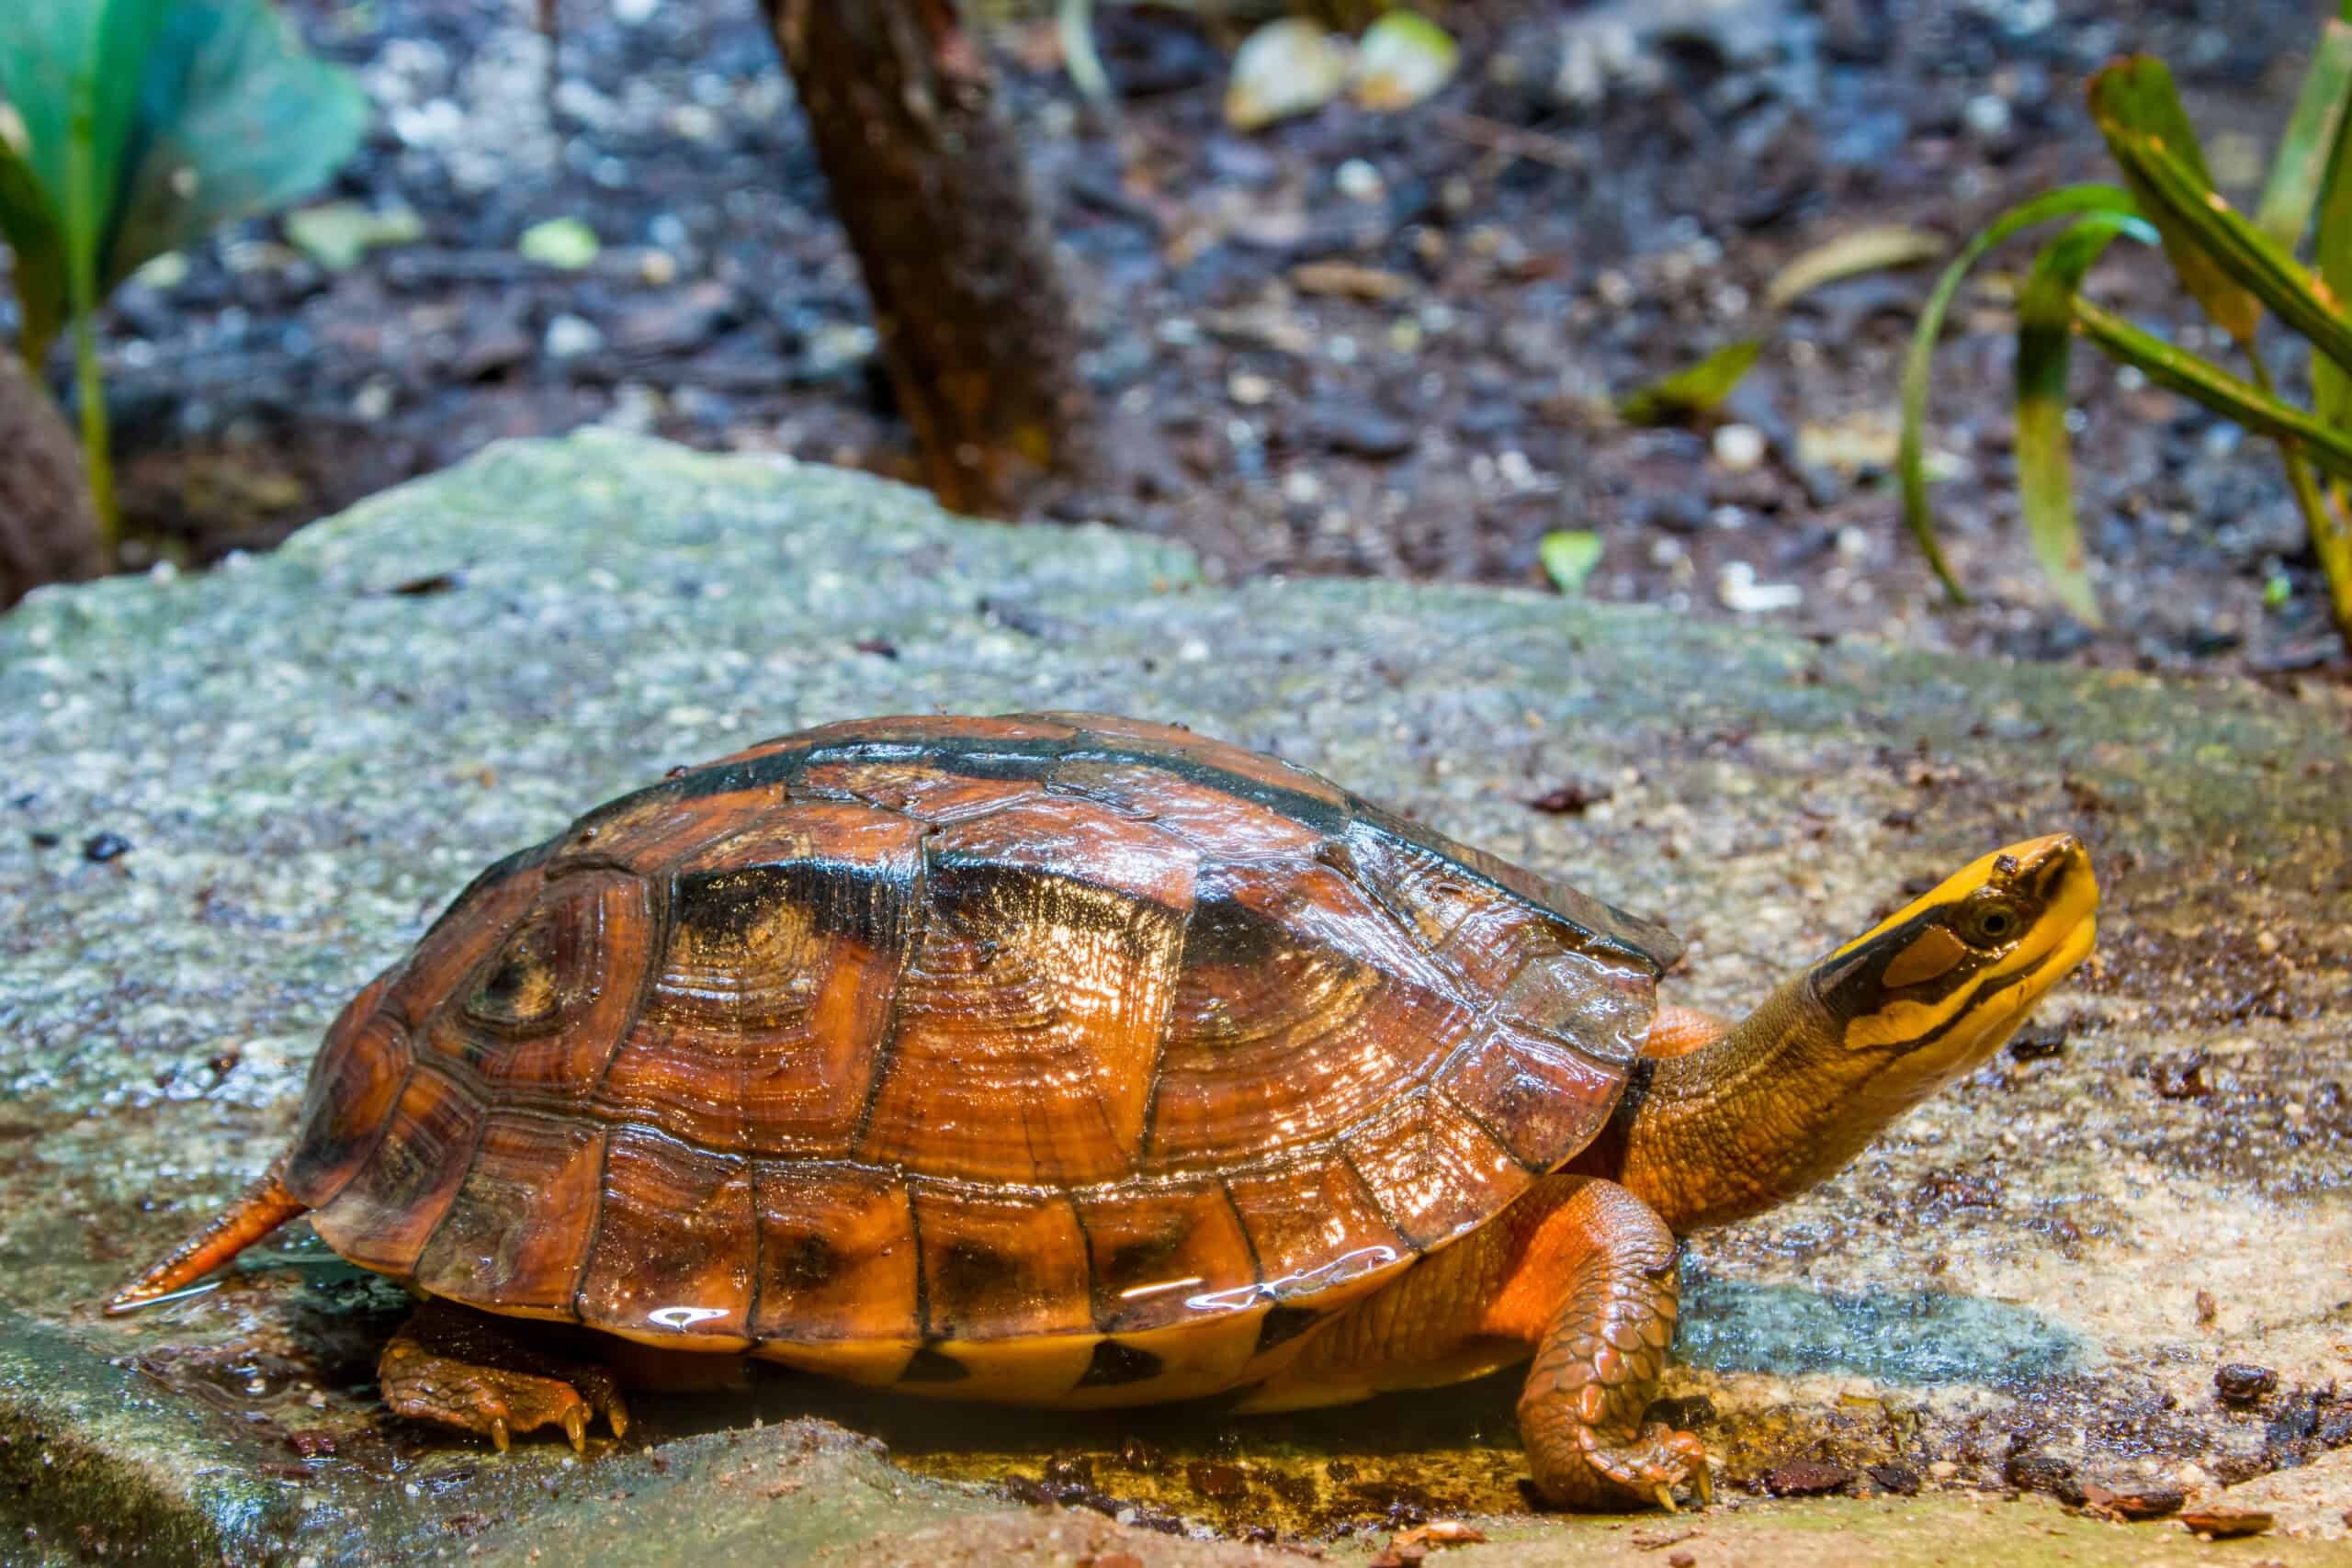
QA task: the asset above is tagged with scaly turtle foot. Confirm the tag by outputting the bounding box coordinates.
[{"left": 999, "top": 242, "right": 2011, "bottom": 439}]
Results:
[
  {"left": 1579, "top": 1423, "right": 1711, "bottom": 1511},
  {"left": 378, "top": 1299, "right": 629, "bottom": 1453}
]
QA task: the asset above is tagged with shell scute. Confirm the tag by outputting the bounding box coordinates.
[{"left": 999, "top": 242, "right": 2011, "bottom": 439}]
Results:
[
  {"left": 1073, "top": 1178, "right": 1257, "bottom": 1335},
  {"left": 908, "top": 1180, "right": 1091, "bottom": 1340},
  {"left": 1221, "top": 1151, "right": 1412, "bottom": 1306},
  {"left": 1148, "top": 859, "right": 1477, "bottom": 1168},
  {"left": 605, "top": 803, "right": 921, "bottom": 1154},
  {"left": 1340, "top": 1089, "right": 1530, "bottom": 1248},
  {"left": 412, "top": 1111, "right": 605, "bottom": 1318},
  {"left": 856, "top": 807, "right": 1193, "bottom": 1184},
  {"left": 283, "top": 974, "right": 408, "bottom": 1209},
  {"left": 575, "top": 1126, "right": 753, "bottom": 1348},
  {"left": 749, "top": 1161, "right": 918, "bottom": 1344},
  {"left": 309, "top": 1066, "right": 485, "bottom": 1275},
  {"left": 424, "top": 869, "right": 650, "bottom": 1099}
]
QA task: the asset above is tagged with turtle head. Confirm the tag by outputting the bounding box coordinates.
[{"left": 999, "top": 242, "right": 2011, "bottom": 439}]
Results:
[
  {"left": 1620, "top": 833, "right": 2096, "bottom": 1233},
  {"left": 1808, "top": 831, "right": 2098, "bottom": 1095}
]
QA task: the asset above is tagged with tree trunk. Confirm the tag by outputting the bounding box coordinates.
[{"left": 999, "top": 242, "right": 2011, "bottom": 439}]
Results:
[
  {"left": 765, "top": 0, "right": 1097, "bottom": 517},
  {"left": 0, "top": 353, "right": 100, "bottom": 609}
]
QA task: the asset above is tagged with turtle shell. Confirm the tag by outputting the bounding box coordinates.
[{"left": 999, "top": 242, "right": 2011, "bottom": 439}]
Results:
[{"left": 284, "top": 713, "right": 1679, "bottom": 1405}]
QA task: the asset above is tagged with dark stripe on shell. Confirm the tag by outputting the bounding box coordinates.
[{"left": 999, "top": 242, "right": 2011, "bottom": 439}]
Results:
[
  {"left": 1253, "top": 1304, "right": 1323, "bottom": 1354},
  {"left": 899, "top": 1345, "right": 969, "bottom": 1383},
  {"left": 1075, "top": 1338, "right": 1166, "bottom": 1388}
]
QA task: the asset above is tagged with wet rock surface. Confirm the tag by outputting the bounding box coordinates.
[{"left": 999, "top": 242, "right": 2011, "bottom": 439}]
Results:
[{"left": 0, "top": 434, "right": 2346, "bottom": 1563}]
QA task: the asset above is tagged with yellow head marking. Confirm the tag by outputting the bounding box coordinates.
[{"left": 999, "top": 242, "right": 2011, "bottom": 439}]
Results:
[
  {"left": 1879, "top": 925, "right": 1970, "bottom": 990},
  {"left": 1821, "top": 833, "right": 2098, "bottom": 1056}
]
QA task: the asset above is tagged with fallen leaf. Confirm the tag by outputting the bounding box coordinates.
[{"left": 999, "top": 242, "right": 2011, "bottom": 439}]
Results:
[
  {"left": 1226, "top": 18, "right": 1352, "bottom": 130},
  {"left": 283, "top": 200, "right": 423, "bottom": 271},
  {"left": 1393, "top": 1520, "right": 1487, "bottom": 1549},
  {"left": 1767, "top": 223, "right": 1942, "bottom": 310},
  {"left": 518, "top": 216, "right": 600, "bottom": 270},
  {"left": 1289, "top": 260, "right": 1413, "bottom": 300},
  {"left": 1540, "top": 530, "right": 1604, "bottom": 593},
  {"left": 1352, "top": 11, "right": 1458, "bottom": 112},
  {"left": 2179, "top": 1505, "right": 2273, "bottom": 1539}
]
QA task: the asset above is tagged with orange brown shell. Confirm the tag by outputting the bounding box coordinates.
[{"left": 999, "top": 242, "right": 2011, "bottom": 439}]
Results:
[{"left": 283, "top": 713, "right": 1679, "bottom": 1402}]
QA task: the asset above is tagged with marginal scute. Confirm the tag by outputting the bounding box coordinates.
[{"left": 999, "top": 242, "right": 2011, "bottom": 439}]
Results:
[
  {"left": 750, "top": 1161, "right": 918, "bottom": 1344},
  {"left": 1341, "top": 1089, "right": 1531, "bottom": 1248},
  {"left": 283, "top": 973, "right": 408, "bottom": 1208},
  {"left": 1223, "top": 1151, "right": 1412, "bottom": 1303},
  {"left": 412, "top": 1111, "right": 605, "bottom": 1317},
  {"left": 309, "top": 1066, "right": 485, "bottom": 1274},
  {"left": 910, "top": 1181, "right": 1091, "bottom": 1340},
  {"left": 575, "top": 1126, "right": 753, "bottom": 1347},
  {"left": 1075, "top": 1178, "right": 1257, "bottom": 1334}
]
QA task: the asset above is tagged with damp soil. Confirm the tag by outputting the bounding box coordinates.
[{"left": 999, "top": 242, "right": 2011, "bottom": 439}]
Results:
[{"left": 28, "top": 0, "right": 2351, "bottom": 680}]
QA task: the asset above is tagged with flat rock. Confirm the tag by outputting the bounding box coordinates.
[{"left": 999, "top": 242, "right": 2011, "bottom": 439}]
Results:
[{"left": 2, "top": 433, "right": 2346, "bottom": 1563}]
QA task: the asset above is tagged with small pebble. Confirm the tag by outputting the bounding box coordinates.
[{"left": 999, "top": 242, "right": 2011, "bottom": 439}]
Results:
[
  {"left": 545, "top": 314, "right": 605, "bottom": 359},
  {"left": 83, "top": 831, "right": 133, "bottom": 863},
  {"left": 1712, "top": 423, "right": 1767, "bottom": 471},
  {"left": 1335, "top": 158, "right": 1385, "bottom": 202},
  {"left": 2215, "top": 1363, "right": 2278, "bottom": 1404},
  {"left": 1227, "top": 371, "right": 1274, "bottom": 406}
]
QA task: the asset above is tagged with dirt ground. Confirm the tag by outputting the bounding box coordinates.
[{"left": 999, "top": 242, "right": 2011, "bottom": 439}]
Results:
[{"left": 21, "top": 0, "right": 2342, "bottom": 679}]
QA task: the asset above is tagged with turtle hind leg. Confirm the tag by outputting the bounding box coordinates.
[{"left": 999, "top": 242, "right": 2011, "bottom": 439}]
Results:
[
  {"left": 105, "top": 1160, "right": 309, "bottom": 1314},
  {"left": 1508, "top": 1177, "right": 1708, "bottom": 1511},
  {"left": 379, "top": 1297, "right": 629, "bottom": 1453}
]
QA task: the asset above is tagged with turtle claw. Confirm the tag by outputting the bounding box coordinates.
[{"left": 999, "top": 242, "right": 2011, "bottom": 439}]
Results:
[
  {"left": 1576, "top": 1423, "right": 1709, "bottom": 1512},
  {"left": 379, "top": 1300, "right": 627, "bottom": 1455}
]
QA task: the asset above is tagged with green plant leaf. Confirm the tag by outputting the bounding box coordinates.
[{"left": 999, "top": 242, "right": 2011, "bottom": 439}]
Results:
[
  {"left": 103, "top": 0, "right": 371, "bottom": 288},
  {"left": 1616, "top": 339, "right": 1762, "bottom": 427},
  {"left": 0, "top": 141, "right": 65, "bottom": 366},
  {"left": 2315, "top": 46, "right": 2352, "bottom": 432},
  {"left": 2256, "top": 18, "right": 2352, "bottom": 249},
  {"left": 1539, "top": 530, "right": 1603, "bottom": 593},
  {"left": 2099, "top": 115, "right": 2352, "bottom": 381},
  {"left": 2073, "top": 297, "right": 2352, "bottom": 481},
  {"left": 1896, "top": 183, "right": 2138, "bottom": 604},
  {"left": 2089, "top": 54, "right": 2264, "bottom": 344},
  {"left": 2013, "top": 215, "right": 2151, "bottom": 627},
  {"left": 1057, "top": 0, "right": 1114, "bottom": 109},
  {"left": 0, "top": 0, "right": 171, "bottom": 296}
]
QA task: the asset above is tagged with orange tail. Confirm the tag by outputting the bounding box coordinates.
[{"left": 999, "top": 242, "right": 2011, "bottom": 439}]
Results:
[{"left": 104, "top": 1160, "right": 309, "bottom": 1314}]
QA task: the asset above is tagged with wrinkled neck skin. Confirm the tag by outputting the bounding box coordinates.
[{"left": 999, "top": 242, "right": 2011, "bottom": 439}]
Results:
[{"left": 1617, "top": 976, "right": 1965, "bottom": 1235}]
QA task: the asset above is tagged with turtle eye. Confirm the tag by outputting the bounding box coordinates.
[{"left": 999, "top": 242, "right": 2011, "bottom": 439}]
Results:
[{"left": 1959, "top": 898, "right": 2024, "bottom": 949}]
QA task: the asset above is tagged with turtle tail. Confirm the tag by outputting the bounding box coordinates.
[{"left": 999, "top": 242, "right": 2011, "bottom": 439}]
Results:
[{"left": 103, "top": 1158, "right": 309, "bottom": 1314}]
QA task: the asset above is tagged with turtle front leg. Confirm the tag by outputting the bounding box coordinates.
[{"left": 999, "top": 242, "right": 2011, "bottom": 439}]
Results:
[
  {"left": 379, "top": 1297, "right": 629, "bottom": 1453},
  {"left": 1510, "top": 1178, "right": 1707, "bottom": 1511}
]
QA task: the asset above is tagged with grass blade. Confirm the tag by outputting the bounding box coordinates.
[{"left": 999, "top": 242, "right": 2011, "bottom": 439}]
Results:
[
  {"left": 1897, "top": 183, "right": 2139, "bottom": 603},
  {"left": 2256, "top": 19, "right": 2352, "bottom": 249},
  {"left": 1617, "top": 338, "right": 1762, "bottom": 426},
  {"left": 2090, "top": 54, "right": 2264, "bottom": 344},
  {"left": 2013, "top": 215, "right": 2150, "bottom": 626},
  {"left": 0, "top": 141, "right": 65, "bottom": 367},
  {"left": 2074, "top": 297, "right": 2352, "bottom": 481},
  {"left": 2104, "top": 116, "right": 2352, "bottom": 377}
]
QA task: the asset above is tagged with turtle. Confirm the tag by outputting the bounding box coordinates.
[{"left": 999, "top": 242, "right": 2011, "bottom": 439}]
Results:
[{"left": 107, "top": 712, "right": 2098, "bottom": 1510}]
